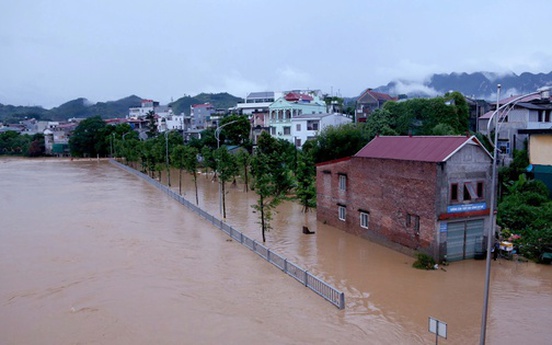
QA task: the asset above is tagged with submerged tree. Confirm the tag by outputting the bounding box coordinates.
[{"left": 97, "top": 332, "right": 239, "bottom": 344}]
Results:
[
  {"left": 171, "top": 144, "right": 187, "bottom": 195},
  {"left": 215, "top": 146, "right": 239, "bottom": 218},
  {"left": 295, "top": 148, "right": 317, "bottom": 212},
  {"left": 250, "top": 132, "right": 295, "bottom": 242},
  {"left": 182, "top": 145, "right": 200, "bottom": 205},
  {"left": 236, "top": 149, "right": 251, "bottom": 192}
]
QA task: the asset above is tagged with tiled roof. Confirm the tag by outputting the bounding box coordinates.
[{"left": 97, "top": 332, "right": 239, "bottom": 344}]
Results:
[
  {"left": 359, "top": 88, "right": 396, "bottom": 101},
  {"left": 498, "top": 94, "right": 543, "bottom": 106},
  {"left": 354, "top": 135, "right": 486, "bottom": 162},
  {"left": 285, "top": 92, "right": 314, "bottom": 102},
  {"left": 192, "top": 103, "right": 213, "bottom": 108},
  {"left": 368, "top": 90, "right": 395, "bottom": 101},
  {"left": 479, "top": 110, "right": 494, "bottom": 120}
]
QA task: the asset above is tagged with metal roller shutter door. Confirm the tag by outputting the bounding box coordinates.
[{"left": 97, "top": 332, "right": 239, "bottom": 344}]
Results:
[{"left": 447, "top": 219, "right": 484, "bottom": 261}]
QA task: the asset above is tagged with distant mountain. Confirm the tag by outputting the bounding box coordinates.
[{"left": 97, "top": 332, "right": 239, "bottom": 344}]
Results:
[
  {"left": 0, "top": 103, "right": 48, "bottom": 123},
  {"left": 374, "top": 71, "right": 552, "bottom": 100},
  {"left": 170, "top": 92, "right": 243, "bottom": 115},
  {"left": 46, "top": 95, "right": 143, "bottom": 121},
  {"left": 0, "top": 93, "right": 245, "bottom": 123},
  {"left": 0, "top": 95, "right": 143, "bottom": 123}
]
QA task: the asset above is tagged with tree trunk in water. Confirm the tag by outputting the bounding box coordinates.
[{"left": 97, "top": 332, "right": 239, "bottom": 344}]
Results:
[
  {"left": 179, "top": 168, "right": 183, "bottom": 195},
  {"left": 222, "top": 181, "right": 227, "bottom": 219},
  {"left": 243, "top": 167, "right": 249, "bottom": 192},
  {"left": 260, "top": 194, "right": 266, "bottom": 242},
  {"left": 194, "top": 173, "right": 199, "bottom": 205}
]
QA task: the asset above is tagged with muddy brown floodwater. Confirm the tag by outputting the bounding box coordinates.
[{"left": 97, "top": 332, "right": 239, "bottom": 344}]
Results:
[{"left": 1, "top": 158, "right": 551, "bottom": 344}]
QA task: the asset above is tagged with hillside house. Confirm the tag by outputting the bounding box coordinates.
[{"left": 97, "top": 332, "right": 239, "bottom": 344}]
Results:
[
  {"left": 478, "top": 93, "right": 552, "bottom": 165},
  {"left": 355, "top": 88, "right": 396, "bottom": 122},
  {"left": 316, "top": 135, "right": 493, "bottom": 262},
  {"left": 236, "top": 91, "right": 283, "bottom": 115},
  {"left": 190, "top": 103, "right": 215, "bottom": 130}
]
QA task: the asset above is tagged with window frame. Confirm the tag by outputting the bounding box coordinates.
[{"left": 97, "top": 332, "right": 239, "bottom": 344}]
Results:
[
  {"left": 338, "top": 174, "right": 347, "bottom": 191},
  {"left": 406, "top": 213, "right": 420, "bottom": 234},
  {"left": 338, "top": 205, "right": 346, "bottom": 221},
  {"left": 360, "top": 211, "right": 369, "bottom": 229},
  {"left": 464, "top": 182, "right": 478, "bottom": 201},
  {"left": 476, "top": 181, "right": 484, "bottom": 199},
  {"left": 450, "top": 183, "right": 459, "bottom": 202}
]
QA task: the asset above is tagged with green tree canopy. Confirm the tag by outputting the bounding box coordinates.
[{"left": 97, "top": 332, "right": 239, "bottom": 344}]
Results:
[
  {"left": 251, "top": 132, "right": 295, "bottom": 242},
  {"left": 310, "top": 123, "right": 372, "bottom": 163},
  {"left": 68, "top": 116, "right": 108, "bottom": 157},
  {"left": 219, "top": 114, "right": 251, "bottom": 147}
]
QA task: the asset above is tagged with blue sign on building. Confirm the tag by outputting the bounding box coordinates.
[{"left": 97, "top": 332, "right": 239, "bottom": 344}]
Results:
[{"left": 447, "top": 202, "right": 487, "bottom": 214}]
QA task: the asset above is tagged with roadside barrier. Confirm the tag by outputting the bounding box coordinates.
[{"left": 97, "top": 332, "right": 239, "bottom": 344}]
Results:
[{"left": 110, "top": 160, "right": 345, "bottom": 309}]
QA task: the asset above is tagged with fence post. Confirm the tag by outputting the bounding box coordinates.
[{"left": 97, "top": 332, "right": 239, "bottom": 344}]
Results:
[
  {"left": 284, "top": 258, "right": 287, "bottom": 273},
  {"left": 267, "top": 249, "right": 271, "bottom": 262},
  {"left": 339, "top": 293, "right": 345, "bottom": 310},
  {"left": 304, "top": 270, "right": 309, "bottom": 287}
]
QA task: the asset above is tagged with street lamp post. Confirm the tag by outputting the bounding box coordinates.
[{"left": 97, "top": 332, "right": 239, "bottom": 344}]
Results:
[
  {"left": 165, "top": 131, "right": 171, "bottom": 187},
  {"left": 479, "top": 85, "right": 550, "bottom": 344},
  {"left": 215, "top": 119, "right": 239, "bottom": 218}
]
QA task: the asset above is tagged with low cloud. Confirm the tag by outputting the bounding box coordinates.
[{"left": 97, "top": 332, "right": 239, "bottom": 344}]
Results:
[{"left": 389, "top": 80, "right": 439, "bottom": 97}]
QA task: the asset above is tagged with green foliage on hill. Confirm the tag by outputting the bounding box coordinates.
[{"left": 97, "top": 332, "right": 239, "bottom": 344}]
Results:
[
  {"left": 0, "top": 96, "right": 143, "bottom": 122},
  {"left": 0, "top": 104, "right": 48, "bottom": 123},
  {"left": 170, "top": 92, "right": 243, "bottom": 115},
  {"left": 47, "top": 95, "right": 143, "bottom": 121}
]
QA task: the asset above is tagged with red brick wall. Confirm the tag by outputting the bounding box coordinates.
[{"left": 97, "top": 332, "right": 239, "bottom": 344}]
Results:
[{"left": 316, "top": 157, "right": 439, "bottom": 252}]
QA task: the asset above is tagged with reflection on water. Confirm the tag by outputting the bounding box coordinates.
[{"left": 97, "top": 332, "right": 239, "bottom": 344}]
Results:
[{"left": 1, "top": 159, "right": 551, "bottom": 344}]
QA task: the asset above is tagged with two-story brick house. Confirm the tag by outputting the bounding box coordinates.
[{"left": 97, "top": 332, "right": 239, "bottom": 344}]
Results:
[{"left": 316, "top": 135, "right": 493, "bottom": 261}]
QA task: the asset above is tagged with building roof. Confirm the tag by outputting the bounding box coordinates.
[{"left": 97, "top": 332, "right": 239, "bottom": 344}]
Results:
[
  {"left": 354, "top": 135, "right": 489, "bottom": 162},
  {"left": 247, "top": 91, "right": 274, "bottom": 99},
  {"left": 285, "top": 92, "right": 314, "bottom": 102},
  {"left": 498, "top": 94, "right": 545, "bottom": 106},
  {"left": 358, "top": 88, "right": 396, "bottom": 102},
  {"left": 192, "top": 103, "right": 213, "bottom": 108},
  {"left": 292, "top": 113, "right": 334, "bottom": 120}
]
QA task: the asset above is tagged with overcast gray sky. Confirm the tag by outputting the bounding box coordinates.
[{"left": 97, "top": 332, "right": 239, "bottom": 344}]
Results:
[{"left": 2, "top": 0, "right": 551, "bottom": 109}]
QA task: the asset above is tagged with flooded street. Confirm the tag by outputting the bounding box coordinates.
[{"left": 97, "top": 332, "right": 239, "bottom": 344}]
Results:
[{"left": 1, "top": 158, "right": 551, "bottom": 344}]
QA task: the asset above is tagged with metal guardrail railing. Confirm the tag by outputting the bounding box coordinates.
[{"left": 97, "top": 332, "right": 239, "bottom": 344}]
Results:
[{"left": 110, "top": 160, "right": 345, "bottom": 309}]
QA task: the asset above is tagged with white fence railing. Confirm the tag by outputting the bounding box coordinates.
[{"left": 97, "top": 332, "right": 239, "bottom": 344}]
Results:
[{"left": 111, "top": 160, "right": 345, "bottom": 309}]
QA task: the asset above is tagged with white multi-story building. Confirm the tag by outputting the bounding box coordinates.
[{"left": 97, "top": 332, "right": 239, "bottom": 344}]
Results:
[
  {"left": 164, "top": 114, "right": 186, "bottom": 131},
  {"left": 235, "top": 91, "right": 284, "bottom": 115},
  {"left": 128, "top": 99, "right": 173, "bottom": 120},
  {"left": 291, "top": 113, "right": 352, "bottom": 148},
  {"left": 268, "top": 91, "right": 327, "bottom": 143}
]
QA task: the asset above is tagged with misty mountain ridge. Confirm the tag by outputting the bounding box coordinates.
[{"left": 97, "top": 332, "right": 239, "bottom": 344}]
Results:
[
  {"left": 3, "top": 71, "right": 552, "bottom": 122},
  {"left": 0, "top": 93, "right": 242, "bottom": 122},
  {"left": 374, "top": 71, "right": 552, "bottom": 100}
]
